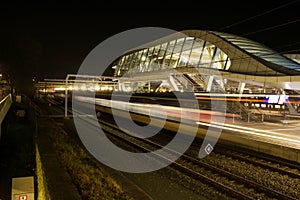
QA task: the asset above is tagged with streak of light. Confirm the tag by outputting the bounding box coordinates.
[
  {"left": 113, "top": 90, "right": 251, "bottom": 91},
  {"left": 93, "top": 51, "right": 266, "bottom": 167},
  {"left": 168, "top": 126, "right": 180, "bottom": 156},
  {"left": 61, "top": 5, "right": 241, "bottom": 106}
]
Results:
[
  {"left": 196, "top": 121, "right": 300, "bottom": 148},
  {"left": 196, "top": 96, "right": 300, "bottom": 105}
]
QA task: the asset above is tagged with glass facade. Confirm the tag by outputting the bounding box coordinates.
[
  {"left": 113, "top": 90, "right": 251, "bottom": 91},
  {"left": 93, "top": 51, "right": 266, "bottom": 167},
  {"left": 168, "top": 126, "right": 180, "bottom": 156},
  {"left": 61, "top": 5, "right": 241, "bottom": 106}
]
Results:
[
  {"left": 113, "top": 30, "right": 300, "bottom": 77},
  {"left": 211, "top": 31, "right": 300, "bottom": 72},
  {"left": 114, "top": 36, "right": 230, "bottom": 76}
]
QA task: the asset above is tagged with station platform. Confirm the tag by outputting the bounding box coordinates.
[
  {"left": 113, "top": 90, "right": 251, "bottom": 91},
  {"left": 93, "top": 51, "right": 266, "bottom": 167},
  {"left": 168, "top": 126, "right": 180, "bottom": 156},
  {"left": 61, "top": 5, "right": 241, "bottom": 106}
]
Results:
[
  {"left": 217, "top": 117, "right": 300, "bottom": 149},
  {"left": 197, "top": 115, "right": 300, "bottom": 163}
]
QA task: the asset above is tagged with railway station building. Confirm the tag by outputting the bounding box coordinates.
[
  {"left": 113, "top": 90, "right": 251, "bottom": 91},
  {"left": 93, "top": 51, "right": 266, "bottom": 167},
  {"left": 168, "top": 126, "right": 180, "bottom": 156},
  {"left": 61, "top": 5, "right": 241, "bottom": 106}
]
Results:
[{"left": 111, "top": 30, "right": 300, "bottom": 94}]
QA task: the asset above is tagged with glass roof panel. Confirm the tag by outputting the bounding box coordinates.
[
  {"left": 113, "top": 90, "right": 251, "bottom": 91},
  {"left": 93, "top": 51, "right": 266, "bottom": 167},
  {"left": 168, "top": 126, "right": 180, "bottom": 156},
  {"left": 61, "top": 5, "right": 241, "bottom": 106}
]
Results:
[{"left": 211, "top": 31, "right": 300, "bottom": 72}]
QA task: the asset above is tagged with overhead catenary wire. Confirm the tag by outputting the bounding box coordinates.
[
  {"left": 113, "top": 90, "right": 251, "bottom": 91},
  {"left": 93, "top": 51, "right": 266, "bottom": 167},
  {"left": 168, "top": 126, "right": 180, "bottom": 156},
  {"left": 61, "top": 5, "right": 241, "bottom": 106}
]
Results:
[
  {"left": 115, "top": 1, "right": 300, "bottom": 77},
  {"left": 180, "top": 0, "right": 300, "bottom": 64},
  {"left": 242, "top": 19, "right": 300, "bottom": 36},
  {"left": 201, "top": 0, "right": 300, "bottom": 56},
  {"left": 220, "top": 0, "right": 300, "bottom": 31},
  {"left": 277, "top": 41, "right": 300, "bottom": 49},
  {"left": 281, "top": 49, "right": 300, "bottom": 54}
]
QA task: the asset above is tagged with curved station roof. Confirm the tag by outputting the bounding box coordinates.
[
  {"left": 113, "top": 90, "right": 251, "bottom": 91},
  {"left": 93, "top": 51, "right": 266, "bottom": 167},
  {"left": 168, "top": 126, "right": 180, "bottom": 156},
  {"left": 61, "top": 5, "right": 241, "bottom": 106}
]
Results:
[{"left": 113, "top": 30, "right": 300, "bottom": 78}]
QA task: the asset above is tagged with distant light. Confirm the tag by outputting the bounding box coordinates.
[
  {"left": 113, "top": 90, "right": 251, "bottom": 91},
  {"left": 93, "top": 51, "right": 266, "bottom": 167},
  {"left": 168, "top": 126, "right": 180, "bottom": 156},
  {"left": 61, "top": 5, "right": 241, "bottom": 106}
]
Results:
[
  {"left": 81, "top": 85, "right": 87, "bottom": 91},
  {"left": 141, "top": 56, "right": 146, "bottom": 61},
  {"left": 54, "top": 87, "right": 65, "bottom": 91},
  {"left": 100, "top": 86, "right": 108, "bottom": 91},
  {"left": 95, "top": 85, "right": 100, "bottom": 91}
]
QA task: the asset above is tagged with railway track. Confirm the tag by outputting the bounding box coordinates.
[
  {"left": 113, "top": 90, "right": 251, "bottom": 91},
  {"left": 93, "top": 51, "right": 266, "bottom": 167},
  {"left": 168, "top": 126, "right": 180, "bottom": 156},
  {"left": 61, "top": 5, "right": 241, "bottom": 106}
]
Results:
[
  {"left": 149, "top": 128, "right": 300, "bottom": 199},
  {"left": 97, "top": 119, "right": 254, "bottom": 199},
  {"left": 213, "top": 146, "right": 300, "bottom": 179},
  {"left": 41, "top": 96, "right": 300, "bottom": 199},
  {"left": 96, "top": 118, "right": 299, "bottom": 200}
]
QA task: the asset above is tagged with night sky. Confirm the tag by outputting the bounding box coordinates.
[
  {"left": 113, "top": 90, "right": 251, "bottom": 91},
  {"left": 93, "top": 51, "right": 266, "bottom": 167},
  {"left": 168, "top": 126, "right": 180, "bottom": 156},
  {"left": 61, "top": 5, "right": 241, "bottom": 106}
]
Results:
[{"left": 0, "top": 0, "right": 299, "bottom": 94}]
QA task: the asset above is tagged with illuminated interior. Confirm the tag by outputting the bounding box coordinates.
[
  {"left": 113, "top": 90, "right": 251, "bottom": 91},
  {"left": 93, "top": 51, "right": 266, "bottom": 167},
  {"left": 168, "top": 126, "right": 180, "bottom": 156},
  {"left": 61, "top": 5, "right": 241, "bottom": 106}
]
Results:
[
  {"left": 113, "top": 30, "right": 300, "bottom": 77},
  {"left": 114, "top": 36, "right": 230, "bottom": 76}
]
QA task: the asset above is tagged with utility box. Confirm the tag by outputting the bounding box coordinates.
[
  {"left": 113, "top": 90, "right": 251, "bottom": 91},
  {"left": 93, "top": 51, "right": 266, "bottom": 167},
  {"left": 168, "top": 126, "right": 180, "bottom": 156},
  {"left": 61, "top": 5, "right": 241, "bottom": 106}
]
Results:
[
  {"left": 15, "top": 95, "right": 21, "bottom": 103},
  {"left": 15, "top": 110, "right": 26, "bottom": 118},
  {"left": 11, "top": 176, "right": 34, "bottom": 200}
]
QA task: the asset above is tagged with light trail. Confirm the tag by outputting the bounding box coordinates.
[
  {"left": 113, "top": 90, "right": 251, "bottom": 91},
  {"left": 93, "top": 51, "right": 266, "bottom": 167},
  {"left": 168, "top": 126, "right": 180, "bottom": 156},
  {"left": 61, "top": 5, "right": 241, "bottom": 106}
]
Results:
[
  {"left": 74, "top": 96, "right": 300, "bottom": 149},
  {"left": 196, "top": 121, "right": 300, "bottom": 149}
]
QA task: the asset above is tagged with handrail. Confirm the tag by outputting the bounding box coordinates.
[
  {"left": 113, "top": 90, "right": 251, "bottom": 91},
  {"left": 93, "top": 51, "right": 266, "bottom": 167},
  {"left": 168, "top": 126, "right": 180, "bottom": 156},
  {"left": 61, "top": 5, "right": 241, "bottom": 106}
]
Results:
[
  {"left": 0, "top": 93, "right": 11, "bottom": 105},
  {"left": 0, "top": 93, "right": 12, "bottom": 119},
  {"left": 0, "top": 93, "right": 12, "bottom": 138}
]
